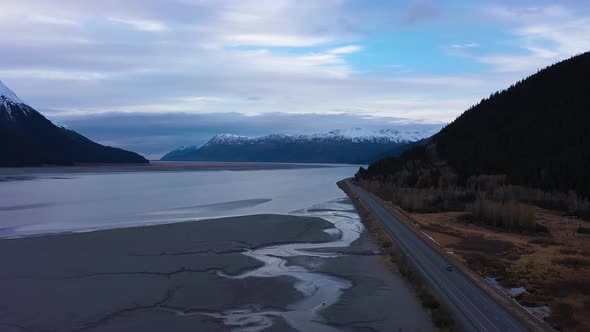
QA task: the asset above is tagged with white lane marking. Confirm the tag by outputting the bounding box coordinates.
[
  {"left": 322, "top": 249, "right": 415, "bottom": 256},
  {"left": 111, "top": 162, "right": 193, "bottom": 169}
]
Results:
[{"left": 421, "top": 231, "right": 441, "bottom": 246}]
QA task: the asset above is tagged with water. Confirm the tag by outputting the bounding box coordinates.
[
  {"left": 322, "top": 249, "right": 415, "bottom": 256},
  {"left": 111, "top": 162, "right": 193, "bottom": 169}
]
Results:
[{"left": 0, "top": 165, "right": 357, "bottom": 238}]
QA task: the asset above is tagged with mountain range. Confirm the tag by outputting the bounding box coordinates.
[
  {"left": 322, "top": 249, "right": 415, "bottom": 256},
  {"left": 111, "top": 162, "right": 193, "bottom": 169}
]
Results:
[
  {"left": 161, "top": 127, "right": 441, "bottom": 164},
  {"left": 0, "top": 81, "right": 148, "bottom": 166}
]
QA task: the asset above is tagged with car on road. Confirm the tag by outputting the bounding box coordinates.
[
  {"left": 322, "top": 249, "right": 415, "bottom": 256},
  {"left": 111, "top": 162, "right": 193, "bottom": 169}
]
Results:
[{"left": 445, "top": 264, "right": 453, "bottom": 272}]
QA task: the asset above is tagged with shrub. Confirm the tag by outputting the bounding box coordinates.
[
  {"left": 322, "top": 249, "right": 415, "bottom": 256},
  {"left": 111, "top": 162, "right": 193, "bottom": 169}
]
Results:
[
  {"left": 550, "top": 302, "right": 577, "bottom": 330},
  {"left": 392, "top": 187, "right": 472, "bottom": 213},
  {"left": 491, "top": 185, "right": 590, "bottom": 220},
  {"left": 467, "top": 174, "right": 507, "bottom": 192},
  {"left": 432, "top": 309, "right": 454, "bottom": 328},
  {"left": 466, "top": 198, "right": 543, "bottom": 233},
  {"left": 529, "top": 238, "right": 558, "bottom": 246},
  {"left": 559, "top": 248, "right": 578, "bottom": 255},
  {"left": 552, "top": 257, "right": 590, "bottom": 268},
  {"left": 578, "top": 226, "right": 590, "bottom": 235},
  {"left": 419, "top": 292, "right": 440, "bottom": 309}
]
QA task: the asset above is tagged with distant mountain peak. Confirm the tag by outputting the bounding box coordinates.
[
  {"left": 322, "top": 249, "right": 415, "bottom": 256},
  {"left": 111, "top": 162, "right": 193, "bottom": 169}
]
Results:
[
  {"left": 202, "top": 127, "right": 441, "bottom": 146},
  {"left": 162, "top": 125, "right": 442, "bottom": 164},
  {"left": 0, "top": 80, "right": 29, "bottom": 119},
  {"left": 0, "top": 80, "right": 24, "bottom": 104}
]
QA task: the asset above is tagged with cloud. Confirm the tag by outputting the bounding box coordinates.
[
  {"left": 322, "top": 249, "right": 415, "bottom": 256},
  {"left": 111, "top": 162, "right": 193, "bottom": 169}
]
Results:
[
  {"left": 1, "top": 0, "right": 584, "bottom": 133},
  {"left": 486, "top": 4, "right": 568, "bottom": 20},
  {"left": 400, "top": 0, "right": 441, "bottom": 26},
  {"left": 451, "top": 4, "right": 590, "bottom": 73},
  {"left": 109, "top": 18, "right": 168, "bottom": 32},
  {"left": 224, "top": 34, "right": 332, "bottom": 47},
  {"left": 328, "top": 45, "right": 362, "bottom": 54},
  {"left": 28, "top": 14, "right": 79, "bottom": 26},
  {"left": 0, "top": 69, "right": 107, "bottom": 81},
  {"left": 447, "top": 43, "right": 480, "bottom": 49}
]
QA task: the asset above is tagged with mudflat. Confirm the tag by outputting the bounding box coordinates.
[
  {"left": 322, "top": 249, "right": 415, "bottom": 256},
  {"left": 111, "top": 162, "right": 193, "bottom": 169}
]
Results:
[
  {"left": 0, "top": 214, "right": 332, "bottom": 331},
  {"left": 0, "top": 208, "right": 435, "bottom": 331}
]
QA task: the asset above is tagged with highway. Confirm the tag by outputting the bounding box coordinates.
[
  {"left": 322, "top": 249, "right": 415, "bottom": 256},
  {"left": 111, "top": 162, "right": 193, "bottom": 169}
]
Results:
[{"left": 346, "top": 179, "right": 529, "bottom": 332}]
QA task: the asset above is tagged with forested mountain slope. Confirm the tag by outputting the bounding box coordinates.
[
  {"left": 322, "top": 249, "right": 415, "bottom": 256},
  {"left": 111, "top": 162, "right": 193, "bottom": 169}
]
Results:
[{"left": 361, "top": 52, "right": 590, "bottom": 197}]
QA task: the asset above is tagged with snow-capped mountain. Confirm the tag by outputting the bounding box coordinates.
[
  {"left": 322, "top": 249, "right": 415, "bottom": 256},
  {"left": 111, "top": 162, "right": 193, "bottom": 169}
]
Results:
[
  {"left": 161, "top": 126, "right": 441, "bottom": 164},
  {"left": 0, "top": 80, "right": 33, "bottom": 121},
  {"left": 202, "top": 127, "right": 440, "bottom": 146},
  {"left": 0, "top": 80, "right": 148, "bottom": 166},
  {"left": 0, "top": 80, "right": 24, "bottom": 104}
]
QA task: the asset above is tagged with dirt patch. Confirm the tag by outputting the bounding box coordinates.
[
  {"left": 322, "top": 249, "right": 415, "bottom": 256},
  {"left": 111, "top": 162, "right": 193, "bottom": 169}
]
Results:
[
  {"left": 552, "top": 257, "right": 590, "bottom": 269},
  {"left": 421, "top": 222, "right": 466, "bottom": 239}
]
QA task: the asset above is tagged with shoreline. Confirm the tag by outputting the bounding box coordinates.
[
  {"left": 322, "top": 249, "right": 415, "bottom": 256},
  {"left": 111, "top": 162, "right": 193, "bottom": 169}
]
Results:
[{"left": 0, "top": 161, "right": 348, "bottom": 177}]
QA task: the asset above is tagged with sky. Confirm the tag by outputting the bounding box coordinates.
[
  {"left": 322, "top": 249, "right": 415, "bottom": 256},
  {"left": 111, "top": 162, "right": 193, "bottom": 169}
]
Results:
[{"left": 1, "top": 0, "right": 589, "bottom": 158}]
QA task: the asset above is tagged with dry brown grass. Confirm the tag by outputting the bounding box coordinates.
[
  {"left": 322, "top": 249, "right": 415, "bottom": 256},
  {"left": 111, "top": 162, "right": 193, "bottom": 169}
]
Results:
[
  {"left": 404, "top": 207, "right": 590, "bottom": 331},
  {"left": 552, "top": 257, "right": 590, "bottom": 268},
  {"left": 466, "top": 198, "right": 541, "bottom": 233}
]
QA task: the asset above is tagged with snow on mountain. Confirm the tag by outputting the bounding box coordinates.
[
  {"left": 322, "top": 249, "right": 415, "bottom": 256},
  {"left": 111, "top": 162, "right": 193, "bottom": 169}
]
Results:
[
  {"left": 206, "top": 133, "right": 252, "bottom": 145},
  {"left": 0, "top": 80, "right": 30, "bottom": 118},
  {"left": 317, "top": 127, "right": 440, "bottom": 142},
  {"left": 202, "top": 126, "right": 440, "bottom": 147},
  {"left": 0, "top": 80, "right": 24, "bottom": 104},
  {"left": 174, "top": 145, "right": 199, "bottom": 151},
  {"left": 1, "top": 80, "right": 71, "bottom": 129},
  {"left": 49, "top": 118, "right": 70, "bottom": 129},
  {"left": 162, "top": 126, "right": 442, "bottom": 163}
]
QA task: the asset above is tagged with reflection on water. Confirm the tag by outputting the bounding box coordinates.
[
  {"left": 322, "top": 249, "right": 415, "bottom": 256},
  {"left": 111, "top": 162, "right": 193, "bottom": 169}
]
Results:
[{"left": 0, "top": 166, "right": 357, "bottom": 238}]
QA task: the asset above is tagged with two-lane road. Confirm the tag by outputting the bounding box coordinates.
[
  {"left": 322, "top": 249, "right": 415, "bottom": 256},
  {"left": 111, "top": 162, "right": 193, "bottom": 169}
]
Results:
[{"left": 346, "top": 180, "right": 529, "bottom": 332}]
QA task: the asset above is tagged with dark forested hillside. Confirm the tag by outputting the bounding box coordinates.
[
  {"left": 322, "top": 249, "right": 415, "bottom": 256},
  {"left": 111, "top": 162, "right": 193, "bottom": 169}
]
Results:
[{"left": 360, "top": 52, "right": 590, "bottom": 197}]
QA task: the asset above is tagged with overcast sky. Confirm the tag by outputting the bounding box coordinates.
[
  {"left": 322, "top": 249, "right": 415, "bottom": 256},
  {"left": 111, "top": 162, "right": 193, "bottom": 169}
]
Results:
[{"left": 2, "top": 0, "right": 589, "bottom": 158}]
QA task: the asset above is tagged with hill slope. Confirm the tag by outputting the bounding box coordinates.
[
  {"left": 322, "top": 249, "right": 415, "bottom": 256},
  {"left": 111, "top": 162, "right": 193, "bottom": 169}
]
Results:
[
  {"left": 361, "top": 52, "right": 590, "bottom": 197},
  {"left": 0, "top": 81, "right": 148, "bottom": 166}
]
